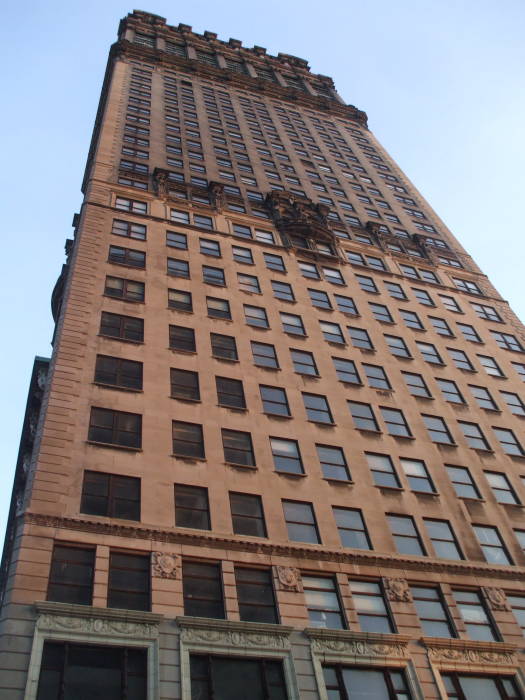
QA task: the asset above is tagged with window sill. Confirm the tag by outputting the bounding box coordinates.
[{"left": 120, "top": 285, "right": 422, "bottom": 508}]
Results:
[
  {"left": 374, "top": 484, "right": 404, "bottom": 492},
  {"left": 355, "top": 429, "right": 383, "bottom": 436},
  {"left": 247, "top": 324, "right": 271, "bottom": 331},
  {"left": 357, "top": 347, "right": 376, "bottom": 354},
  {"left": 510, "top": 453, "right": 525, "bottom": 461},
  {"left": 284, "top": 332, "right": 308, "bottom": 339},
  {"left": 436, "top": 442, "right": 458, "bottom": 449},
  {"left": 168, "top": 347, "right": 197, "bottom": 355},
  {"left": 296, "top": 372, "right": 320, "bottom": 380},
  {"left": 264, "top": 413, "right": 292, "bottom": 420},
  {"left": 255, "top": 365, "right": 281, "bottom": 371},
  {"left": 103, "top": 295, "right": 145, "bottom": 305},
  {"left": 501, "top": 502, "right": 525, "bottom": 509},
  {"left": 208, "top": 315, "right": 233, "bottom": 322},
  {"left": 218, "top": 404, "right": 248, "bottom": 412},
  {"left": 460, "top": 496, "right": 486, "bottom": 503},
  {"left": 168, "top": 307, "right": 193, "bottom": 314},
  {"left": 326, "top": 340, "right": 347, "bottom": 347},
  {"left": 412, "top": 490, "right": 440, "bottom": 498},
  {"left": 171, "top": 454, "right": 206, "bottom": 462},
  {"left": 98, "top": 334, "right": 144, "bottom": 345},
  {"left": 87, "top": 440, "right": 142, "bottom": 452},
  {"left": 92, "top": 382, "right": 143, "bottom": 393},
  {"left": 323, "top": 478, "right": 354, "bottom": 486},
  {"left": 224, "top": 461, "right": 257, "bottom": 470},
  {"left": 108, "top": 261, "right": 146, "bottom": 271},
  {"left": 170, "top": 396, "right": 201, "bottom": 404},
  {"left": 212, "top": 356, "right": 240, "bottom": 364},
  {"left": 390, "top": 434, "right": 415, "bottom": 440},
  {"left": 307, "top": 420, "right": 336, "bottom": 427},
  {"left": 414, "top": 395, "right": 434, "bottom": 400},
  {"left": 275, "top": 471, "right": 307, "bottom": 478},
  {"left": 471, "top": 448, "right": 495, "bottom": 455},
  {"left": 391, "top": 355, "right": 413, "bottom": 361},
  {"left": 240, "top": 289, "right": 262, "bottom": 296}
]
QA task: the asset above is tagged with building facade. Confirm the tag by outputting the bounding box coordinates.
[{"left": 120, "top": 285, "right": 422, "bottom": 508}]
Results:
[{"left": 1, "top": 9, "right": 525, "bottom": 699}]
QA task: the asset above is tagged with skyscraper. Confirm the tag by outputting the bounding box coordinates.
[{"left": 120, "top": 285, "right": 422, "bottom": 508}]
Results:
[{"left": 1, "top": 7, "right": 525, "bottom": 698}]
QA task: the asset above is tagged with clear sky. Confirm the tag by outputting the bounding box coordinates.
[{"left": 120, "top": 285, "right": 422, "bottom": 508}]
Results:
[{"left": 1, "top": 0, "right": 524, "bottom": 537}]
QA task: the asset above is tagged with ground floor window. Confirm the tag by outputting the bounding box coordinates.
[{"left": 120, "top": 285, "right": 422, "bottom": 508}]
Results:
[
  {"left": 323, "top": 665, "right": 411, "bottom": 699},
  {"left": 190, "top": 654, "right": 287, "bottom": 699},
  {"left": 442, "top": 673, "right": 521, "bottom": 699},
  {"left": 36, "top": 641, "right": 147, "bottom": 700}
]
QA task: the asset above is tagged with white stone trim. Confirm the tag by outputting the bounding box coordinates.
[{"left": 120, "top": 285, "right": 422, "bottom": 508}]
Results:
[{"left": 24, "top": 602, "right": 162, "bottom": 700}]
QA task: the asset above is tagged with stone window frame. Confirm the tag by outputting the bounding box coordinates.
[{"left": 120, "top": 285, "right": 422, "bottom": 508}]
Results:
[{"left": 24, "top": 601, "right": 161, "bottom": 700}]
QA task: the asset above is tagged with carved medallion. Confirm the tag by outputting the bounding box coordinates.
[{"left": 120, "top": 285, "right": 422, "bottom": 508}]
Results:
[
  {"left": 275, "top": 566, "right": 302, "bottom": 592},
  {"left": 483, "top": 587, "right": 510, "bottom": 612},
  {"left": 152, "top": 551, "right": 180, "bottom": 579},
  {"left": 383, "top": 577, "right": 412, "bottom": 603}
]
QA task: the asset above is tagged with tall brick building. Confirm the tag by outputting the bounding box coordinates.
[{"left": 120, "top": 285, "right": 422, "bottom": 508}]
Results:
[{"left": 1, "top": 9, "right": 525, "bottom": 699}]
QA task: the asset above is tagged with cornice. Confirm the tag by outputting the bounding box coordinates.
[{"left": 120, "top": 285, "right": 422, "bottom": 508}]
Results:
[
  {"left": 24, "top": 513, "right": 525, "bottom": 582},
  {"left": 35, "top": 600, "right": 163, "bottom": 626},
  {"left": 421, "top": 636, "right": 518, "bottom": 668}
]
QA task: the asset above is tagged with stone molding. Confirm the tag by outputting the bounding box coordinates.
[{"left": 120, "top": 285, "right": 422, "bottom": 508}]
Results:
[
  {"left": 422, "top": 636, "right": 517, "bottom": 669},
  {"left": 24, "top": 512, "right": 525, "bottom": 581},
  {"left": 177, "top": 616, "right": 293, "bottom": 650},
  {"left": 383, "top": 577, "right": 412, "bottom": 603},
  {"left": 275, "top": 565, "right": 302, "bottom": 592},
  {"left": 483, "top": 586, "right": 510, "bottom": 612},
  {"left": 151, "top": 551, "right": 180, "bottom": 579},
  {"left": 306, "top": 628, "right": 410, "bottom": 660}
]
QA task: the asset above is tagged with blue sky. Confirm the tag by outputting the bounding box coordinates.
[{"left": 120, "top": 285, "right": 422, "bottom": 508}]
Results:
[{"left": 1, "top": 0, "right": 524, "bottom": 536}]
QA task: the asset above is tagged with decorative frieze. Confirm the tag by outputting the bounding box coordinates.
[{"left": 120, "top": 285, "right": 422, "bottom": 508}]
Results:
[
  {"left": 178, "top": 617, "right": 292, "bottom": 650},
  {"left": 423, "top": 637, "right": 517, "bottom": 669},
  {"left": 306, "top": 628, "right": 409, "bottom": 660}
]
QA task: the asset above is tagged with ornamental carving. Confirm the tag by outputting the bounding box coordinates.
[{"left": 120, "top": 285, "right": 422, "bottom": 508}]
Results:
[
  {"left": 37, "top": 614, "right": 159, "bottom": 639},
  {"left": 427, "top": 645, "right": 515, "bottom": 666},
  {"left": 383, "top": 577, "right": 412, "bottom": 603},
  {"left": 37, "top": 368, "right": 48, "bottom": 391},
  {"left": 152, "top": 551, "right": 180, "bottom": 579},
  {"left": 483, "top": 587, "right": 510, "bottom": 612},
  {"left": 152, "top": 168, "right": 169, "bottom": 197},
  {"left": 310, "top": 636, "right": 406, "bottom": 659},
  {"left": 180, "top": 626, "right": 290, "bottom": 650},
  {"left": 275, "top": 566, "right": 302, "bottom": 592},
  {"left": 208, "top": 181, "right": 227, "bottom": 210},
  {"left": 266, "top": 190, "right": 329, "bottom": 230}
]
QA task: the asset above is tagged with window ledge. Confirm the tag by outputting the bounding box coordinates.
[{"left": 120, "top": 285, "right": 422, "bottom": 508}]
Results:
[
  {"left": 168, "top": 307, "right": 193, "bottom": 314},
  {"left": 460, "top": 497, "right": 486, "bottom": 503},
  {"left": 264, "top": 413, "right": 293, "bottom": 420},
  {"left": 255, "top": 365, "right": 281, "bottom": 371},
  {"left": 471, "top": 448, "right": 495, "bottom": 455},
  {"left": 327, "top": 340, "right": 347, "bottom": 347},
  {"left": 103, "top": 294, "right": 144, "bottom": 305},
  {"left": 358, "top": 347, "right": 376, "bottom": 354},
  {"left": 248, "top": 324, "right": 271, "bottom": 331},
  {"left": 436, "top": 442, "right": 458, "bottom": 449},
  {"left": 390, "top": 434, "right": 415, "bottom": 440},
  {"left": 275, "top": 471, "right": 307, "bottom": 478},
  {"left": 218, "top": 405, "right": 248, "bottom": 412},
  {"left": 168, "top": 347, "right": 197, "bottom": 355},
  {"left": 323, "top": 478, "right": 354, "bottom": 486},
  {"left": 510, "top": 454, "right": 525, "bottom": 461},
  {"left": 86, "top": 440, "right": 142, "bottom": 452},
  {"left": 356, "top": 429, "right": 383, "bottom": 436},
  {"left": 98, "top": 334, "right": 144, "bottom": 345},
  {"left": 224, "top": 461, "right": 257, "bottom": 470},
  {"left": 307, "top": 421, "right": 336, "bottom": 427},
  {"left": 92, "top": 382, "right": 143, "bottom": 393},
  {"left": 374, "top": 484, "right": 404, "bottom": 492},
  {"left": 36, "top": 601, "right": 163, "bottom": 626},
  {"left": 284, "top": 332, "right": 308, "bottom": 338},
  {"left": 212, "top": 355, "right": 239, "bottom": 363},
  {"left": 414, "top": 395, "right": 434, "bottom": 400},
  {"left": 412, "top": 490, "right": 440, "bottom": 498},
  {"left": 171, "top": 396, "right": 201, "bottom": 403},
  {"left": 171, "top": 454, "right": 207, "bottom": 462},
  {"left": 501, "top": 502, "right": 525, "bottom": 509},
  {"left": 208, "top": 315, "right": 233, "bottom": 322}
]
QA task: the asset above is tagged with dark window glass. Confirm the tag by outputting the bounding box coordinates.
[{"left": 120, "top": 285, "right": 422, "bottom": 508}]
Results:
[
  {"left": 491, "top": 331, "right": 524, "bottom": 352},
  {"left": 458, "top": 421, "right": 490, "bottom": 450},
  {"left": 323, "top": 665, "right": 411, "bottom": 699},
  {"left": 333, "top": 507, "right": 371, "bottom": 549},
  {"left": 385, "top": 334, "right": 411, "bottom": 358},
  {"left": 235, "top": 567, "right": 278, "bottom": 623},
  {"left": 370, "top": 303, "right": 393, "bottom": 323},
  {"left": 348, "top": 326, "right": 373, "bottom": 350},
  {"left": 281, "top": 312, "right": 305, "bottom": 335},
  {"left": 317, "top": 444, "right": 350, "bottom": 481},
  {"left": 203, "top": 265, "right": 225, "bottom": 286},
  {"left": 232, "top": 245, "right": 253, "bottom": 264},
  {"left": 478, "top": 354, "right": 505, "bottom": 377},
  {"left": 168, "top": 288, "right": 192, "bottom": 312},
  {"left": 385, "top": 281, "right": 407, "bottom": 299},
  {"left": 363, "top": 364, "right": 391, "bottom": 390},
  {"left": 200, "top": 238, "right": 220, "bottom": 257},
  {"left": 264, "top": 253, "right": 286, "bottom": 272},
  {"left": 437, "top": 378, "right": 465, "bottom": 404},
  {"left": 169, "top": 325, "right": 196, "bottom": 352},
  {"left": 321, "top": 321, "right": 344, "bottom": 344},
  {"left": 387, "top": 514, "right": 425, "bottom": 555},
  {"left": 270, "top": 437, "right": 303, "bottom": 474},
  {"left": 400, "top": 309, "right": 424, "bottom": 330},
  {"left": 229, "top": 492, "right": 267, "bottom": 537},
  {"left": 430, "top": 316, "right": 453, "bottom": 336},
  {"left": 108, "top": 551, "right": 150, "bottom": 611},
  {"left": 449, "top": 348, "right": 474, "bottom": 371},
  {"left": 245, "top": 304, "right": 269, "bottom": 328},
  {"left": 442, "top": 672, "right": 521, "bottom": 699},
  {"left": 355, "top": 274, "right": 378, "bottom": 293},
  {"left": 473, "top": 525, "right": 512, "bottom": 565},
  {"left": 349, "top": 580, "right": 394, "bottom": 633},
  {"left": 333, "top": 357, "right": 361, "bottom": 384},
  {"left": 216, "top": 376, "right": 246, "bottom": 408},
  {"left": 411, "top": 586, "right": 455, "bottom": 638},
  {"left": 94, "top": 355, "right": 142, "bottom": 390},
  {"left": 365, "top": 453, "right": 401, "bottom": 488},
  {"left": 335, "top": 294, "right": 358, "bottom": 315},
  {"left": 207, "top": 296, "right": 231, "bottom": 319},
  {"left": 446, "top": 465, "right": 481, "bottom": 500},
  {"left": 175, "top": 484, "right": 210, "bottom": 530},
  {"left": 100, "top": 312, "right": 143, "bottom": 342},
  {"left": 500, "top": 391, "right": 525, "bottom": 416},
  {"left": 210, "top": 333, "right": 237, "bottom": 360},
  {"left": 172, "top": 421, "right": 204, "bottom": 459},
  {"left": 417, "top": 341, "right": 443, "bottom": 365},
  {"left": 402, "top": 371, "right": 431, "bottom": 397},
  {"left": 400, "top": 458, "right": 435, "bottom": 493},
  {"left": 457, "top": 323, "right": 482, "bottom": 343},
  {"left": 189, "top": 655, "right": 287, "bottom": 700},
  {"left": 493, "top": 427, "right": 525, "bottom": 456},
  {"left": 182, "top": 560, "right": 225, "bottom": 618},
  {"left": 261, "top": 385, "right": 290, "bottom": 416},
  {"left": 81, "top": 471, "right": 140, "bottom": 521},
  {"left": 471, "top": 302, "right": 502, "bottom": 322},
  {"left": 88, "top": 407, "right": 141, "bottom": 448},
  {"left": 108, "top": 245, "right": 145, "bottom": 268},
  {"left": 485, "top": 471, "right": 520, "bottom": 504},
  {"left": 112, "top": 218, "right": 147, "bottom": 239},
  {"left": 308, "top": 288, "right": 331, "bottom": 309},
  {"left": 170, "top": 368, "right": 200, "bottom": 401},
  {"left": 291, "top": 349, "right": 318, "bottom": 376},
  {"left": 283, "top": 499, "right": 320, "bottom": 543},
  {"left": 380, "top": 407, "right": 412, "bottom": 437},
  {"left": 300, "top": 262, "right": 320, "bottom": 279},
  {"left": 104, "top": 276, "right": 144, "bottom": 302},
  {"left": 303, "top": 575, "right": 345, "bottom": 629},
  {"left": 238, "top": 272, "right": 260, "bottom": 293},
  {"left": 412, "top": 287, "right": 434, "bottom": 306},
  {"left": 222, "top": 429, "right": 255, "bottom": 466},
  {"left": 167, "top": 257, "right": 190, "bottom": 278},
  {"left": 303, "top": 393, "right": 333, "bottom": 423},
  {"left": 251, "top": 341, "right": 278, "bottom": 368},
  {"left": 424, "top": 519, "right": 463, "bottom": 560},
  {"left": 272, "top": 280, "right": 294, "bottom": 301},
  {"left": 423, "top": 414, "right": 454, "bottom": 444},
  {"left": 348, "top": 401, "right": 379, "bottom": 431},
  {"left": 47, "top": 545, "right": 95, "bottom": 605}
]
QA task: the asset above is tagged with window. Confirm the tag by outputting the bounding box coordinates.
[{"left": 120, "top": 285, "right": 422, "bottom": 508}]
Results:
[
  {"left": 363, "top": 364, "right": 391, "bottom": 390},
  {"left": 430, "top": 316, "right": 453, "bottom": 336},
  {"left": 235, "top": 567, "right": 278, "bottom": 623},
  {"left": 272, "top": 280, "right": 294, "bottom": 301},
  {"left": 500, "top": 391, "right": 524, "bottom": 416},
  {"left": 167, "top": 257, "right": 189, "bottom": 279},
  {"left": 478, "top": 354, "right": 504, "bottom": 377},
  {"left": 175, "top": 484, "right": 210, "bottom": 530},
  {"left": 348, "top": 401, "right": 379, "bottom": 431},
  {"left": 508, "top": 594, "right": 525, "bottom": 636},
  {"left": 303, "top": 575, "right": 345, "bottom": 629},
  {"left": 442, "top": 672, "right": 521, "bottom": 699},
  {"left": 370, "top": 303, "right": 394, "bottom": 323},
  {"left": 333, "top": 507, "right": 371, "bottom": 549},
  {"left": 458, "top": 421, "right": 490, "bottom": 450},
  {"left": 323, "top": 267, "right": 345, "bottom": 285},
  {"left": 317, "top": 444, "right": 350, "bottom": 481},
  {"left": 232, "top": 245, "right": 253, "bottom": 265},
  {"left": 365, "top": 453, "right": 401, "bottom": 488},
  {"left": 355, "top": 274, "right": 378, "bottom": 293},
  {"left": 194, "top": 214, "right": 213, "bottom": 230},
  {"left": 400, "top": 309, "right": 424, "bottom": 330},
  {"left": 512, "top": 362, "right": 525, "bottom": 381},
  {"left": 454, "top": 278, "right": 481, "bottom": 295},
  {"left": 348, "top": 326, "right": 374, "bottom": 350},
  {"left": 321, "top": 320, "right": 344, "bottom": 344},
  {"left": 388, "top": 514, "right": 425, "bottom": 555},
  {"left": 436, "top": 378, "right": 465, "bottom": 404},
  {"left": 47, "top": 544, "right": 94, "bottom": 605},
  {"left": 349, "top": 580, "right": 394, "bottom": 633},
  {"left": 515, "top": 529, "right": 525, "bottom": 552},
  {"left": 474, "top": 524, "right": 512, "bottom": 565},
  {"left": 299, "top": 261, "right": 320, "bottom": 279},
  {"left": 189, "top": 655, "right": 286, "bottom": 699},
  {"left": 417, "top": 341, "right": 443, "bottom": 365},
  {"left": 335, "top": 294, "right": 358, "bottom": 315},
  {"left": 182, "top": 560, "right": 224, "bottom": 618},
  {"left": 202, "top": 265, "right": 225, "bottom": 286},
  {"left": 207, "top": 296, "right": 231, "bottom": 319},
  {"left": 199, "top": 238, "right": 221, "bottom": 257},
  {"left": 385, "top": 281, "right": 407, "bottom": 300},
  {"left": 94, "top": 355, "right": 142, "bottom": 390},
  {"left": 485, "top": 471, "right": 520, "bottom": 505},
  {"left": 250, "top": 341, "right": 278, "bottom": 369},
  {"left": 230, "top": 492, "right": 267, "bottom": 537},
  {"left": 493, "top": 427, "right": 525, "bottom": 456},
  {"left": 264, "top": 252, "right": 286, "bottom": 271},
  {"left": 238, "top": 272, "right": 260, "bottom": 294},
  {"left": 104, "top": 276, "right": 144, "bottom": 302},
  {"left": 411, "top": 586, "right": 455, "bottom": 638},
  {"left": 170, "top": 368, "right": 200, "bottom": 401},
  {"left": 412, "top": 288, "right": 434, "bottom": 306},
  {"left": 380, "top": 407, "right": 412, "bottom": 437},
  {"left": 211, "top": 333, "right": 237, "bottom": 360},
  {"left": 333, "top": 357, "right": 360, "bottom": 384},
  {"left": 172, "top": 421, "right": 204, "bottom": 459},
  {"left": 424, "top": 518, "right": 463, "bottom": 559},
  {"left": 170, "top": 209, "right": 190, "bottom": 225},
  {"left": 36, "top": 641, "right": 147, "bottom": 700},
  {"left": 308, "top": 288, "right": 331, "bottom": 310},
  {"left": 259, "top": 385, "right": 289, "bottom": 416},
  {"left": 385, "top": 334, "right": 411, "bottom": 358},
  {"left": 242, "top": 304, "right": 268, "bottom": 328},
  {"left": 323, "top": 666, "right": 410, "bottom": 699},
  {"left": 303, "top": 393, "right": 333, "bottom": 423},
  {"left": 100, "top": 312, "right": 143, "bottom": 342},
  {"left": 169, "top": 325, "right": 195, "bottom": 353},
  {"left": 471, "top": 302, "right": 502, "bottom": 322},
  {"left": 270, "top": 437, "right": 303, "bottom": 474},
  {"left": 108, "top": 551, "right": 150, "bottom": 611},
  {"left": 453, "top": 589, "right": 498, "bottom": 641},
  {"left": 255, "top": 228, "right": 275, "bottom": 244},
  {"left": 291, "top": 349, "right": 318, "bottom": 376},
  {"left": 108, "top": 245, "right": 145, "bottom": 269},
  {"left": 400, "top": 458, "right": 435, "bottom": 493},
  {"left": 168, "top": 288, "right": 192, "bottom": 312},
  {"left": 88, "top": 407, "right": 141, "bottom": 448},
  {"left": 112, "top": 218, "right": 147, "bottom": 240},
  {"left": 232, "top": 223, "right": 252, "bottom": 239},
  {"left": 216, "top": 377, "right": 246, "bottom": 409},
  {"left": 423, "top": 414, "right": 455, "bottom": 444},
  {"left": 402, "top": 371, "right": 431, "bottom": 398},
  {"left": 439, "top": 294, "right": 462, "bottom": 312},
  {"left": 448, "top": 348, "right": 474, "bottom": 371},
  {"left": 457, "top": 323, "right": 482, "bottom": 343},
  {"left": 282, "top": 500, "right": 320, "bottom": 543},
  {"left": 446, "top": 465, "right": 481, "bottom": 499},
  {"left": 491, "top": 330, "right": 524, "bottom": 353},
  {"left": 467, "top": 385, "right": 497, "bottom": 412},
  {"left": 222, "top": 429, "right": 255, "bottom": 466},
  {"left": 81, "top": 471, "right": 140, "bottom": 521},
  {"left": 281, "top": 312, "right": 305, "bottom": 335},
  {"left": 115, "top": 197, "right": 147, "bottom": 214}
]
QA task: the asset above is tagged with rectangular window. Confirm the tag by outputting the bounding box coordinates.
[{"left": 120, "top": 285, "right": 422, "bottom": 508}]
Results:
[
  {"left": 108, "top": 551, "right": 150, "bottom": 611},
  {"left": 387, "top": 514, "right": 425, "bottom": 555},
  {"left": 229, "top": 492, "right": 267, "bottom": 537},
  {"left": 167, "top": 257, "right": 190, "bottom": 278},
  {"left": 385, "top": 281, "right": 407, "bottom": 300},
  {"left": 238, "top": 273, "right": 260, "bottom": 294},
  {"left": 47, "top": 544, "right": 95, "bottom": 605},
  {"left": 211, "top": 333, "right": 237, "bottom": 360},
  {"left": 485, "top": 471, "right": 520, "bottom": 505},
  {"left": 232, "top": 223, "right": 252, "bottom": 239},
  {"left": 94, "top": 355, "right": 142, "bottom": 390},
  {"left": 317, "top": 444, "right": 350, "bottom": 481},
  {"left": 112, "top": 218, "right": 147, "bottom": 240},
  {"left": 104, "top": 276, "right": 144, "bottom": 302},
  {"left": 232, "top": 245, "right": 253, "bottom": 264},
  {"left": 333, "top": 507, "right": 371, "bottom": 549},
  {"left": 471, "top": 302, "right": 502, "bottom": 322},
  {"left": 291, "top": 349, "right": 318, "bottom": 376},
  {"left": 321, "top": 320, "right": 344, "bottom": 344},
  {"left": 335, "top": 294, "right": 358, "bottom": 315},
  {"left": 355, "top": 274, "right": 377, "bottom": 293},
  {"left": 437, "top": 378, "right": 465, "bottom": 404},
  {"left": 282, "top": 500, "right": 320, "bottom": 543},
  {"left": 380, "top": 407, "right": 412, "bottom": 437},
  {"left": 272, "top": 280, "right": 294, "bottom": 301},
  {"left": 467, "top": 384, "right": 497, "bottom": 411},
  {"left": 478, "top": 354, "right": 504, "bottom": 377},
  {"left": 235, "top": 567, "right": 278, "bottom": 623},
  {"left": 401, "top": 458, "right": 435, "bottom": 493},
  {"left": 216, "top": 377, "right": 245, "bottom": 409},
  {"left": 417, "top": 341, "right": 443, "bottom": 365},
  {"left": 448, "top": 348, "right": 474, "bottom": 371},
  {"left": 458, "top": 421, "right": 490, "bottom": 450},
  {"left": 500, "top": 391, "right": 525, "bottom": 416},
  {"left": 200, "top": 238, "right": 221, "bottom": 257},
  {"left": 300, "top": 261, "right": 320, "bottom": 279},
  {"left": 453, "top": 589, "right": 498, "bottom": 641},
  {"left": 244, "top": 304, "right": 269, "bottom": 328},
  {"left": 363, "top": 364, "right": 391, "bottom": 390},
  {"left": 412, "top": 288, "right": 434, "bottom": 306},
  {"left": 491, "top": 330, "right": 524, "bottom": 353},
  {"left": 370, "top": 303, "right": 394, "bottom": 323},
  {"left": 402, "top": 371, "right": 431, "bottom": 397},
  {"left": 88, "top": 407, "right": 141, "bottom": 448},
  {"left": 168, "top": 288, "right": 192, "bottom": 312},
  {"left": 454, "top": 278, "right": 481, "bottom": 294},
  {"left": 189, "top": 656, "right": 286, "bottom": 699},
  {"left": 81, "top": 471, "right": 140, "bottom": 521},
  {"left": 182, "top": 560, "right": 225, "bottom": 618},
  {"left": 348, "top": 401, "right": 379, "bottom": 432},
  {"left": 108, "top": 245, "right": 145, "bottom": 268},
  {"left": 281, "top": 312, "right": 305, "bottom": 335},
  {"left": 424, "top": 518, "right": 463, "bottom": 559},
  {"left": 430, "top": 316, "right": 453, "bottom": 336},
  {"left": 349, "top": 580, "right": 394, "bottom": 633},
  {"left": 508, "top": 594, "right": 525, "bottom": 636},
  {"left": 170, "top": 368, "right": 200, "bottom": 401},
  {"left": 323, "top": 666, "right": 410, "bottom": 698},
  {"left": 260, "top": 385, "right": 290, "bottom": 416},
  {"left": 303, "top": 393, "right": 333, "bottom": 423},
  {"left": 423, "top": 414, "right": 454, "bottom": 444},
  {"left": 172, "top": 420, "right": 204, "bottom": 459},
  {"left": 194, "top": 215, "right": 213, "bottom": 230},
  {"left": 385, "top": 334, "right": 411, "bottom": 358},
  {"left": 400, "top": 309, "right": 424, "bottom": 330},
  {"left": 365, "top": 452, "right": 401, "bottom": 488},
  {"left": 270, "top": 437, "right": 303, "bottom": 474},
  {"left": 175, "top": 484, "right": 210, "bottom": 530},
  {"left": 333, "top": 357, "right": 360, "bottom": 384},
  {"left": 169, "top": 325, "right": 195, "bottom": 352},
  {"left": 222, "top": 428, "right": 255, "bottom": 466},
  {"left": 202, "top": 265, "right": 225, "bottom": 286},
  {"left": 411, "top": 586, "right": 455, "bottom": 638},
  {"left": 446, "top": 465, "right": 481, "bottom": 499},
  {"left": 457, "top": 323, "right": 482, "bottom": 343},
  {"left": 323, "top": 267, "right": 345, "bottom": 285},
  {"left": 170, "top": 209, "right": 190, "bottom": 225},
  {"left": 308, "top": 288, "right": 331, "bottom": 310},
  {"left": 439, "top": 294, "right": 462, "bottom": 312},
  {"left": 115, "top": 197, "right": 147, "bottom": 214},
  {"left": 251, "top": 341, "right": 278, "bottom": 368},
  {"left": 473, "top": 525, "right": 512, "bottom": 565},
  {"left": 348, "top": 326, "right": 374, "bottom": 350},
  {"left": 207, "top": 296, "right": 231, "bottom": 319},
  {"left": 303, "top": 575, "right": 345, "bottom": 629},
  {"left": 493, "top": 427, "right": 524, "bottom": 456},
  {"left": 512, "top": 362, "right": 525, "bottom": 381},
  {"left": 442, "top": 672, "right": 521, "bottom": 698},
  {"left": 100, "top": 312, "right": 143, "bottom": 342},
  {"left": 264, "top": 253, "right": 286, "bottom": 271}
]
